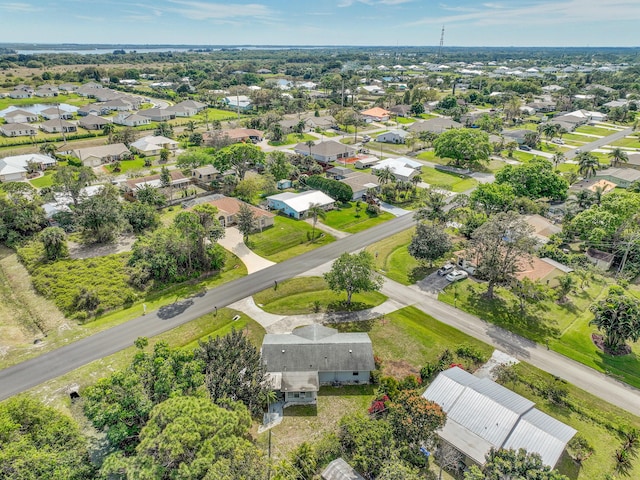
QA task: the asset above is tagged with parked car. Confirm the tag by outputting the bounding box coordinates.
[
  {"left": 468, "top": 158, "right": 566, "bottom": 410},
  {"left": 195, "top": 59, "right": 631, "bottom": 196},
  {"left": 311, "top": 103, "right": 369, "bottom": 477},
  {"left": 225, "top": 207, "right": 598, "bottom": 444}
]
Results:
[
  {"left": 437, "top": 262, "right": 455, "bottom": 276},
  {"left": 519, "top": 144, "right": 532, "bottom": 151},
  {"left": 551, "top": 138, "right": 564, "bottom": 145},
  {"left": 446, "top": 270, "right": 469, "bottom": 282},
  {"left": 362, "top": 135, "right": 371, "bottom": 143}
]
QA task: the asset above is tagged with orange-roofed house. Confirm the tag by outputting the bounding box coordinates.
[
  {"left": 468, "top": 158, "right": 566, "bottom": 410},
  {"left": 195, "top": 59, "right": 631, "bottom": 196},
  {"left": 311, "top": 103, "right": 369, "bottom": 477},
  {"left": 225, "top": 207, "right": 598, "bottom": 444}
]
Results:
[
  {"left": 206, "top": 195, "right": 275, "bottom": 231},
  {"left": 361, "top": 107, "right": 391, "bottom": 122}
]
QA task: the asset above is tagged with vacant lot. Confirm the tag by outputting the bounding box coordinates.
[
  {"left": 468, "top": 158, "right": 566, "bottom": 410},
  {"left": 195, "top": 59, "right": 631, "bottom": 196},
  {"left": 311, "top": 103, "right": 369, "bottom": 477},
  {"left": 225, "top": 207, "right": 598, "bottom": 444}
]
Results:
[
  {"left": 420, "top": 166, "right": 477, "bottom": 192},
  {"left": 323, "top": 202, "right": 393, "bottom": 233}
]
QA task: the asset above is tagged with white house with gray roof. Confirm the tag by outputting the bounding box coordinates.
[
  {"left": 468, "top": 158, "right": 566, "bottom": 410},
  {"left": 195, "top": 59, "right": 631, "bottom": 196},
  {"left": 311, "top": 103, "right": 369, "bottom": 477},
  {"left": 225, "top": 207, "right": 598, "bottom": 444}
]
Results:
[
  {"left": 266, "top": 190, "right": 335, "bottom": 219},
  {"left": 261, "top": 324, "right": 375, "bottom": 406},
  {"left": 423, "top": 367, "right": 575, "bottom": 468}
]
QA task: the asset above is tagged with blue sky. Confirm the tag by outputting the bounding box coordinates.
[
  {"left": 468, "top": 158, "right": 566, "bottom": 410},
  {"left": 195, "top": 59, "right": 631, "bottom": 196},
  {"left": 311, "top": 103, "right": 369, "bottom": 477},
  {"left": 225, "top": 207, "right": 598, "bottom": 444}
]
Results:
[{"left": 0, "top": 0, "right": 637, "bottom": 47}]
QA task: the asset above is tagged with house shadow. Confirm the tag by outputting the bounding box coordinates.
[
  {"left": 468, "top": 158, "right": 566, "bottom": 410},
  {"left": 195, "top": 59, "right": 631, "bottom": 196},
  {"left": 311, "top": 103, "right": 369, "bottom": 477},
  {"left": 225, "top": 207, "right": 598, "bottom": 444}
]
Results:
[
  {"left": 283, "top": 404, "right": 317, "bottom": 417},
  {"left": 318, "top": 384, "right": 375, "bottom": 397}
]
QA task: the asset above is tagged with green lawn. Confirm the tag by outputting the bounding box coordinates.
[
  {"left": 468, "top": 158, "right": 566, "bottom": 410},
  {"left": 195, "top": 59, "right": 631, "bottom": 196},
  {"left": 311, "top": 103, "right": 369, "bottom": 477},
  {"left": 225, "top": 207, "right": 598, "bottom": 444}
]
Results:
[
  {"left": 574, "top": 125, "right": 618, "bottom": 136},
  {"left": 364, "top": 228, "right": 431, "bottom": 285},
  {"left": 29, "top": 171, "right": 55, "bottom": 188},
  {"left": 415, "top": 113, "right": 436, "bottom": 120},
  {"left": 438, "top": 278, "right": 640, "bottom": 389},
  {"left": 268, "top": 133, "right": 317, "bottom": 146},
  {"left": 0, "top": 94, "right": 88, "bottom": 112},
  {"left": 249, "top": 216, "right": 335, "bottom": 262},
  {"left": 103, "top": 157, "right": 147, "bottom": 174},
  {"left": 415, "top": 150, "right": 450, "bottom": 166},
  {"left": 322, "top": 202, "right": 393, "bottom": 233},
  {"left": 609, "top": 135, "right": 640, "bottom": 149},
  {"left": 561, "top": 134, "right": 591, "bottom": 144},
  {"left": 395, "top": 116, "right": 415, "bottom": 124},
  {"left": 252, "top": 276, "right": 387, "bottom": 314},
  {"left": 420, "top": 166, "right": 478, "bottom": 192}
]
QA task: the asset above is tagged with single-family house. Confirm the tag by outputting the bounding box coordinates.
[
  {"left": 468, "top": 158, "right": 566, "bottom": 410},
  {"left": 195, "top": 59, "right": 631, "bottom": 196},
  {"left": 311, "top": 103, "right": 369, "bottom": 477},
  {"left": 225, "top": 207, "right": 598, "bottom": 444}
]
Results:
[
  {"left": 278, "top": 118, "right": 308, "bottom": 134},
  {"left": 371, "top": 161, "right": 419, "bottom": 183},
  {"left": 375, "top": 157, "right": 422, "bottom": 170},
  {"left": 389, "top": 104, "right": 412, "bottom": 117},
  {"left": 216, "top": 128, "right": 265, "bottom": 143},
  {"left": 40, "top": 107, "right": 74, "bottom": 120},
  {"left": 192, "top": 165, "right": 221, "bottom": 183},
  {"left": 205, "top": 195, "right": 275, "bottom": 231},
  {"left": 34, "top": 88, "right": 57, "bottom": 98},
  {"left": 360, "top": 85, "right": 385, "bottom": 95},
  {"left": 304, "top": 115, "right": 337, "bottom": 131},
  {"left": 77, "top": 104, "right": 108, "bottom": 117},
  {"left": 124, "top": 170, "right": 190, "bottom": 192},
  {"left": 130, "top": 135, "right": 179, "bottom": 155},
  {"left": 501, "top": 129, "right": 535, "bottom": 145},
  {"left": 5, "top": 109, "right": 39, "bottom": 124},
  {"left": 78, "top": 115, "right": 112, "bottom": 131},
  {"left": 9, "top": 90, "right": 31, "bottom": 99},
  {"left": 0, "top": 159, "right": 28, "bottom": 182},
  {"left": 340, "top": 172, "right": 380, "bottom": 200},
  {"left": 360, "top": 107, "right": 391, "bottom": 122},
  {"left": 0, "top": 123, "right": 38, "bottom": 137},
  {"left": 408, "top": 117, "right": 462, "bottom": 134},
  {"left": 293, "top": 141, "right": 357, "bottom": 164},
  {"left": 266, "top": 190, "right": 335, "bottom": 219},
  {"left": 58, "top": 83, "right": 78, "bottom": 92},
  {"left": 354, "top": 156, "right": 380, "bottom": 169},
  {"left": 595, "top": 167, "right": 640, "bottom": 188},
  {"left": 102, "top": 98, "right": 135, "bottom": 112},
  {"left": 0, "top": 153, "right": 56, "bottom": 182},
  {"left": 40, "top": 119, "right": 77, "bottom": 134},
  {"left": 376, "top": 129, "right": 408, "bottom": 144},
  {"left": 72, "top": 143, "right": 131, "bottom": 167},
  {"left": 523, "top": 214, "right": 562, "bottom": 245},
  {"left": 321, "top": 458, "right": 365, "bottom": 480},
  {"left": 224, "top": 95, "right": 253, "bottom": 112},
  {"left": 586, "top": 248, "right": 615, "bottom": 271},
  {"left": 326, "top": 166, "right": 353, "bottom": 180},
  {"left": 113, "top": 113, "right": 151, "bottom": 127},
  {"left": 423, "top": 367, "right": 576, "bottom": 469},
  {"left": 165, "top": 99, "right": 206, "bottom": 117},
  {"left": 261, "top": 324, "right": 375, "bottom": 405},
  {"left": 138, "top": 108, "right": 176, "bottom": 122}
]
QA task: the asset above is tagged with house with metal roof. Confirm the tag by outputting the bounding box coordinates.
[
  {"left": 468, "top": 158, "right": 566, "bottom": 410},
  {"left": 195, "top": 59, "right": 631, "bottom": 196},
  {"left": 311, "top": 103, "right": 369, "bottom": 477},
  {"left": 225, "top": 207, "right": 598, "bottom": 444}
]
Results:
[
  {"left": 266, "top": 190, "right": 335, "bottom": 219},
  {"left": 423, "top": 367, "right": 576, "bottom": 468},
  {"left": 261, "top": 324, "right": 375, "bottom": 406},
  {"left": 409, "top": 117, "right": 462, "bottom": 134}
]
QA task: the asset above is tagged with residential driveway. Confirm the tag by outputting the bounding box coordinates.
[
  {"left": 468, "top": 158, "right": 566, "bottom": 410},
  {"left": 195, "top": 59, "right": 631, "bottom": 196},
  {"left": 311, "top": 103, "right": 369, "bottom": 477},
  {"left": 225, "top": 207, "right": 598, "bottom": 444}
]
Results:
[
  {"left": 217, "top": 227, "right": 275, "bottom": 274},
  {"left": 414, "top": 271, "right": 452, "bottom": 297},
  {"left": 379, "top": 201, "right": 412, "bottom": 217},
  {"left": 305, "top": 219, "right": 350, "bottom": 239}
]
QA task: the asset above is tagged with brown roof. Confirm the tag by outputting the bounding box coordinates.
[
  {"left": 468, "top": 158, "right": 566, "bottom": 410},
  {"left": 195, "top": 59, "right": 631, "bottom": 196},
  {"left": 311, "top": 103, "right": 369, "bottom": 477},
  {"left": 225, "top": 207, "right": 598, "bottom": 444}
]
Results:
[
  {"left": 208, "top": 196, "right": 274, "bottom": 219},
  {"left": 214, "top": 128, "right": 264, "bottom": 141},
  {"left": 126, "top": 170, "right": 186, "bottom": 190}
]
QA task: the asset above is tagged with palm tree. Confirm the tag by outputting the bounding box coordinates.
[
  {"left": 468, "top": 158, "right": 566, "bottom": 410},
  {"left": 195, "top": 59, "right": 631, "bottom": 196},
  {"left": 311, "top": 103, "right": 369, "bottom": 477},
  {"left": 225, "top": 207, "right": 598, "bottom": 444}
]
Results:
[
  {"left": 557, "top": 126, "right": 568, "bottom": 140},
  {"left": 186, "top": 120, "right": 196, "bottom": 133},
  {"left": 552, "top": 152, "right": 565, "bottom": 170},
  {"left": 569, "top": 190, "right": 594, "bottom": 210},
  {"left": 305, "top": 140, "right": 315, "bottom": 157},
  {"left": 39, "top": 142, "right": 57, "bottom": 158},
  {"left": 307, "top": 203, "right": 326, "bottom": 243},
  {"left": 577, "top": 151, "right": 600, "bottom": 179},
  {"left": 375, "top": 166, "right": 396, "bottom": 185},
  {"left": 541, "top": 123, "right": 558, "bottom": 141},
  {"left": 608, "top": 147, "right": 629, "bottom": 167},
  {"left": 102, "top": 123, "right": 116, "bottom": 144},
  {"left": 592, "top": 185, "right": 606, "bottom": 206}
]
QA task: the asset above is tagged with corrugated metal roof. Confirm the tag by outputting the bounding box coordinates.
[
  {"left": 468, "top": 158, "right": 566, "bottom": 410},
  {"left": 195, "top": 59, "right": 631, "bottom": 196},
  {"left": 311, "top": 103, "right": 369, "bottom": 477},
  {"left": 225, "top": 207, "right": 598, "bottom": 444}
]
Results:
[
  {"left": 321, "top": 458, "right": 365, "bottom": 480},
  {"left": 421, "top": 373, "right": 468, "bottom": 412}
]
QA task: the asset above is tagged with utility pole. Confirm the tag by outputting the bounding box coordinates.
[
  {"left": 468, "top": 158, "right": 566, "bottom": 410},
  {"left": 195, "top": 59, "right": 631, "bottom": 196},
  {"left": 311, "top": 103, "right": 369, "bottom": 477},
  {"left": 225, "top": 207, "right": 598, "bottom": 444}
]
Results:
[
  {"left": 437, "top": 25, "right": 445, "bottom": 59},
  {"left": 617, "top": 232, "right": 640, "bottom": 277}
]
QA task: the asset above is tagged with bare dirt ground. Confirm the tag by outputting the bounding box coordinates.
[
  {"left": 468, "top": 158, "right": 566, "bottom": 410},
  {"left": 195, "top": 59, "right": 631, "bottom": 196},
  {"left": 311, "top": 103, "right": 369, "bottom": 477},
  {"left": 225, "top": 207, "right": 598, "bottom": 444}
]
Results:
[
  {"left": 0, "top": 246, "right": 67, "bottom": 355},
  {"left": 67, "top": 233, "right": 136, "bottom": 260}
]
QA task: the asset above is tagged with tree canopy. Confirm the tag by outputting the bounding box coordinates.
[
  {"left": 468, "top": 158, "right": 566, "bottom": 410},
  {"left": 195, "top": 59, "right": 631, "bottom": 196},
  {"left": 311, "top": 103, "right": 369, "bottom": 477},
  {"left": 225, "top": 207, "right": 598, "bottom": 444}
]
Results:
[
  {"left": 495, "top": 158, "right": 568, "bottom": 201},
  {"left": 464, "top": 448, "right": 569, "bottom": 480},
  {"left": 324, "top": 251, "right": 383, "bottom": 304},
  {"left": 433, "top": 128, "right": 491, "bottom": 169},
  {"left": 214, "top": 143, "right": 265, "bottom": 180},
  {"left": 590, "top": 286, "right": 640, "bottom": 354},
  {"left": 408, "top": 222, "right": 452, "bottom": 267}
]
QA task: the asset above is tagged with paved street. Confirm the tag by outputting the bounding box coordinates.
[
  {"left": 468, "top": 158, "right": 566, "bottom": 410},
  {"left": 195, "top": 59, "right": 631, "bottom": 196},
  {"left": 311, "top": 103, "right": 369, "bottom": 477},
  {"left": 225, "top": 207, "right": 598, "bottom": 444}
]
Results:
[{"left": 564, "top": 126, "right": 633, "bottom": 159}]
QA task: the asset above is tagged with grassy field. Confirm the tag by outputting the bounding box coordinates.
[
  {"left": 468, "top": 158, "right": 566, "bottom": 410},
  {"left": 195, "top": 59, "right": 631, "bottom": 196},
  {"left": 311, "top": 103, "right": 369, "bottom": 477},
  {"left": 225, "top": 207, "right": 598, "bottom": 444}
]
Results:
[
  {"left": 415, "top": 150, "right": 449, "bottom": 166},
  {"left": 29, "top": 170, "right": 55, "bottom": 188},
  {"left": 364, "top": 227, "right": 429, "bottom": 285},
  {"left": 420, "top": 166, "right": 478, "bottom": 192},
  {"left": 610, "top": 135, "right": 640, "bottom": 149},
  {"left": 0, "top": 93, "right": 89, "bottom": 111},
  {"left": 252, "top": 276, "right": 387, "bottom": 314},
  {"left": 395, "top": 116, "right": 415, "bottom": 124},
  {"left": 438, "top": 278, "right": 640, "bottom": 389},
  {"left": 322, "top": 202, "right": 393, "bottom": 233},
  {"left": 0, "top": 249, "right": 247, "bottom": 370},
  {"left": 561, "top": 134, "right": 591, "bottom": 144},
  {"left": 268, "top": 133, "right": 317, "bottom": 146},
  {"left": 574, "top": 125, "right": 619, "bottom": 136},
  {"left": 249, "top": 216, "right": 335, "bottom": 262},
  {"left": 103, "top": 157, "right": 147, "bottom": 174}
]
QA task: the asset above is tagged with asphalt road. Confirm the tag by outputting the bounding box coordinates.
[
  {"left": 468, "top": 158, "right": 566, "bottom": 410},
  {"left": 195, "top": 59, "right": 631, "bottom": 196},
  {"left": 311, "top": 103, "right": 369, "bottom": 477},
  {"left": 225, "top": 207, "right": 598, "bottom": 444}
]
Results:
[
  {"left": 564, "top": 126, "right": 633, "bottom": 159},
  {"left": 0, "top": 213, "right": 415, "bottom": 401}
]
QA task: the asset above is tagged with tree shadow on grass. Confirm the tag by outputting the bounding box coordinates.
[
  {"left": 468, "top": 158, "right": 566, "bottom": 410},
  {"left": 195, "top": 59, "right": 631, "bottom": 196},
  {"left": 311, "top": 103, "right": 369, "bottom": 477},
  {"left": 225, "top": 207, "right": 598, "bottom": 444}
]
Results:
[
  {"left": 326, "top": 301, "right": 374, "bottom": 313},
  {"left": 329, "top": 319, "right": 377, "bottom": 333},
  {"left": 319, "top": 384, "right": 375, "bottom": 397},
  {"left": 409, "top": 265, "right": 433, "bottom": 283}
]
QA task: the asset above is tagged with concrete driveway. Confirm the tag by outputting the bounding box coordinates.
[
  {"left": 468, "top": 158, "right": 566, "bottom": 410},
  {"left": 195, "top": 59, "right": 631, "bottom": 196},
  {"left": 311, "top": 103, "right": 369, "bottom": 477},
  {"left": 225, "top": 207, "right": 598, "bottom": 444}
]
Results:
[
  {"left": 217, "top": 227, "right": 275, "bottom": 274},
  {"left": 415, "top": 271, "right": 452, "bottom": 296},
  {"left": 379, "top": 201, "right": 412, "bottom": 217}
]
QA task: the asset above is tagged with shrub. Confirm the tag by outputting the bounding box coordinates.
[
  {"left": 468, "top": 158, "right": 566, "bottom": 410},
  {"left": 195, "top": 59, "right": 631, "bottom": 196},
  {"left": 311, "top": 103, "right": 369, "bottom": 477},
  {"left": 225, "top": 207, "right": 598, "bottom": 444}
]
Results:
[{"left": 456, "top": 344, "right": 488, "bottom": 364}]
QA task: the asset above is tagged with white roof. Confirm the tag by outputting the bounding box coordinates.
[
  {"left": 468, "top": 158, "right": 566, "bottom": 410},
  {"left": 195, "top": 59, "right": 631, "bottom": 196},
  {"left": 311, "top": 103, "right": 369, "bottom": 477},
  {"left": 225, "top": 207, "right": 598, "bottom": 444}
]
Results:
[
  {"left": 130, "top": 135, "right": 178, "bottom": 152},
  {"left": 423, "top": 367, "right": 575, "bottom": 467},
  {"left": 375, "top": 156, "right": 422, "bottom": 169},
  {"left": 0, "top": 153, "right": 56, "bottom": 172},
  {"left": 268, "top": 190, "right": 334, "bottom": 213}
]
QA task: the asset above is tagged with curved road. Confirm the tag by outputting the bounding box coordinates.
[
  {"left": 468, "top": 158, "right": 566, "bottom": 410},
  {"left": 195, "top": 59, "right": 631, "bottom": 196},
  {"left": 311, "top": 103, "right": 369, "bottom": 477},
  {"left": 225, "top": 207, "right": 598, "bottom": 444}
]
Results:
[{"left": 0, "top": 213, "right": 415, "bottom": 400}]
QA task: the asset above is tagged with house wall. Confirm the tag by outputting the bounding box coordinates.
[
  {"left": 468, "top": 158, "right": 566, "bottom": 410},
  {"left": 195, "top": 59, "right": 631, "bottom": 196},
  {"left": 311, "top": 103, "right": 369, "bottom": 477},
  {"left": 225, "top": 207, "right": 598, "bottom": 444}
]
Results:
[
  {"left": 284, "top": 391, "right": 316, "bottom": 404},
  {"left": 81, "top": 156, "right": 103, "bottom": 168},
  {"left": 319, "top": 370, "right": 370, "bottom": 385},
  {"left": 377, "top": 133, "right": 405, "bottom": 144},
  {"left": 267, "top": 198, "right": 301, "bottom": 219},
  {"left": 0, "top": 171, "right": 26, "bottom": 182}
]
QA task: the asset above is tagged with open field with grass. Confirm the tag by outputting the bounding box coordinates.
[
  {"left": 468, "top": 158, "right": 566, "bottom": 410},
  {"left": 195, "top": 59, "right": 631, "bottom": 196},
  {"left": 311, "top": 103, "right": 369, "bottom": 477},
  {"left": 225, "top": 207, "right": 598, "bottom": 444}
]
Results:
[
  {"left": 438, "top": 277, "right": 640, "bottom": 389},
  {"left": 249, "top": 216, "right": 335, "bottom": 262},
  {"left": 610, "top": 135, "right": 640, "bottom": 149},
  {"left": 252, "top": 276, "right": 387, "bottom": 314},
  {"left": 420, "top": 166, "right": 478, "bottom": 192},
  {"left": 415, "top": 149, "right": 449, "bottom": 166},
  {"left": 364, "top": 227, "right": 429, "bottom": 285},
  {"left": 561, "top": 134, "right": 592, "bottom": 144},
  {"left": 322, "top": 202, "right": 393, "bottom": 233},
  {"left": 268, "top": 132, "right": 317, "bottom": 146},
  {"left": 395, "top": 116, "right": 415, "bottom": 124},
  {"left": 0, "top": 249, "right": 247, "bottom": 370},
  {"left": 28, "top": 170, "right": 55, "bottom": 188},
  {"left": 103, "top": 156, "right": 147, "bottom": 174},
  {"left": 575, "top": 125, "right": 620, "bottom": 136}
]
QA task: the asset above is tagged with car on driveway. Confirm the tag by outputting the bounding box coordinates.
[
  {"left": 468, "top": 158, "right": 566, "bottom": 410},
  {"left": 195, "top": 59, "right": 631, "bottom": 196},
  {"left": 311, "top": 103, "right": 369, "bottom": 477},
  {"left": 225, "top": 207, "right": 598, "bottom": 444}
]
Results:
[
  {"left": 446, "top": 270, "right": 469, "bottom": 282},
  {"left": 551, "top": 138, "right": 564, "bottom": 145},
  {"left": 519, "top": 144, "right": 532, "bottom": 151},
  {"left": 437, "top": 262, "right": 455, "bottom": 276}
]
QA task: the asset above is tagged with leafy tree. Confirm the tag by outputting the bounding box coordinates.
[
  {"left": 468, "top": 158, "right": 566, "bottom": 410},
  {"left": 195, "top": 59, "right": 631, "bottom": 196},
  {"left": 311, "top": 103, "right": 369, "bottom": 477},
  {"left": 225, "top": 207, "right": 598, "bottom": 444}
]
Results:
[
  {"left": 39, "top": 226, "right": 68, "bottom": 261},
  {"left": 387, "top": 391, "right": 446, "bottom": 449},
  {"left": 269, "top": 122, "right": 285, "bottom": 142},
  {"left": 266, "top": 151, "right": 292, "bottom": 181},
  {"left": 556, "top": 274, "right": 575, "bottom": 304},
  {"left": 566, "top": 434, "right": 594, "bottom": 465},
  {"left": 433, "top": 128, "right": 491, "bottom": 169},
  {"left": 464, "top": 448, "right": 569, "bottom": 480},
  {"left": 189, "top": 132, "right": 203, "bottom": 146},
  {"left": 408, "top": 222, "right": 452, "bottom": 267},
  {"left": 378, "top": 461, "right": 424, "bottom": 480},
  {"left": 123, "top": 201, "right": 160, "bottom": 233},
  {"left": 195, "top": 328, "right": 269, "bottom": 416},
  {"left": 577, "top": 151, "right": 600, "bottom": 179},
  {"left": 154, "top": 121, "right": 174, "bottom": 138},
  {"left": 113, "top": 126, "right": 137, "bottom": 147},
  {"left": 414, "top": 188, "right": 448, "bottom": 224},
  {"left": 102, "top": 122, "right": 116, "bottom": 143},
  {"left": 76, "top": 184, "right": 125, "bottom": 243},
  {"left": 324, "top": 251, "right": 383, "bottom": 305},
  {"left": 470, "top": 182, "right": 516, "bottom": 215},
  {"left": 234, "top": 176, "right": 262, "bottom": 203},
  {"left": 160, "top": 166, "right": 171, "bottom": 188},
  {"left": 136, "top": 184, "right": 167, "bottom": 207},
  {"left": 289, "top": 442, "right": 317, "bottom": 480},
  {"left": 495, "top": 158, "right": 569, "bottom": 201},
  {"left": 100, "top": 396, "right": 257, "bottom": 480},
  {"left": 590, "top": 287, "right": 640, "bottom": 353},
  {"left": 159, "top": 148, "right": 170, "bottom": 163},
  {"left": 339, "top": 414, "right": 396, "bottom": 479},
  {"left": 306, "top": 175, "right": 353, "bottom": 203},
  {"left": 511, "top": 278, "right": 547, "bottom": 316},
  {"left": 0, "top": 397, "right": 95, "bottom": 480},
  {"left": 307, "top": 202, "right": 327, "bottom": 243},
  {"left": 471, "top": 211, "right": 537, "bottom": 299},
  {"left": 53, "top": 165, "right": 96, "bottom": 207},
  {"left": 374, "top": 166, "right": 396, "bottom": 185},
  {"left": 215, "top": 143, "right": 265, "bottom": 180},
  {"left": 236, "top": 203, "right": 256, "bottom": 243},
  {"left": 609, "top": 147, "right": 629, "bottom": 167},
  {"left": 452, "top": 207, "right": 487, "bottom": 239}
]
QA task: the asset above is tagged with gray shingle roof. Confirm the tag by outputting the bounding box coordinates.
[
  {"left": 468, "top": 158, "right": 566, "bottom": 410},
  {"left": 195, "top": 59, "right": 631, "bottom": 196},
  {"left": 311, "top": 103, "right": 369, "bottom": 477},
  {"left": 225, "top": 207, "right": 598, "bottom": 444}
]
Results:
[{"left": 321, "top": 458, "right": 365, "bottom": 480}]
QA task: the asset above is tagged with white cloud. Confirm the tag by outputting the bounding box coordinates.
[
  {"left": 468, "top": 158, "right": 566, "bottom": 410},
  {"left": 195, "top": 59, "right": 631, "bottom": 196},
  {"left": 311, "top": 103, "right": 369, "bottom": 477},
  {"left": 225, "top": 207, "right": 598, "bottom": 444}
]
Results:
[
  {"left": 0, "top": 2, "right": 40, "bottom": 12},
  {"left": 167, "top": 1, "right": 273, "bottom": 20},
  {"left": 339, "top": 0, "right": 412, "bottom": 7}
]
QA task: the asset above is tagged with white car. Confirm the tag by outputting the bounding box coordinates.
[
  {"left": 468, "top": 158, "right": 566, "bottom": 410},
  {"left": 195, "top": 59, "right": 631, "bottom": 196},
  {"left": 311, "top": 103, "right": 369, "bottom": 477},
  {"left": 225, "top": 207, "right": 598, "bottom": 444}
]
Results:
[
  {"left": 446, "top": 270, "right": 469, "bottom": 282},
  {"left": 437, "top": 262, "right": 455, "bottom": 276}
]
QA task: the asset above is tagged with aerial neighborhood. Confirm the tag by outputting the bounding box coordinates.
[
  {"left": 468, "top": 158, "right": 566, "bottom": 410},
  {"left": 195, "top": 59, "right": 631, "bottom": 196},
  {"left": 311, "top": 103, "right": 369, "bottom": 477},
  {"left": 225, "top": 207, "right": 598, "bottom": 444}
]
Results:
[{"left": 1, "top": 42, "right": 640, "bottom": 480}]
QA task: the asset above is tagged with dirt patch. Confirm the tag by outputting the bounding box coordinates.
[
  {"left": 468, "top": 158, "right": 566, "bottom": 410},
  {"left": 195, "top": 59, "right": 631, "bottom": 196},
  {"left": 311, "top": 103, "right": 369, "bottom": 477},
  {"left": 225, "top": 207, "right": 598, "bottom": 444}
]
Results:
[
  {"left": 383, "top": 359, "right": 419, "bottom": 379},
  {"left": 591, "top": 333, "right": 632, "bottom": 356},
  {"left": 68, "top": 233, "right": 136, "bottom": 260}
]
